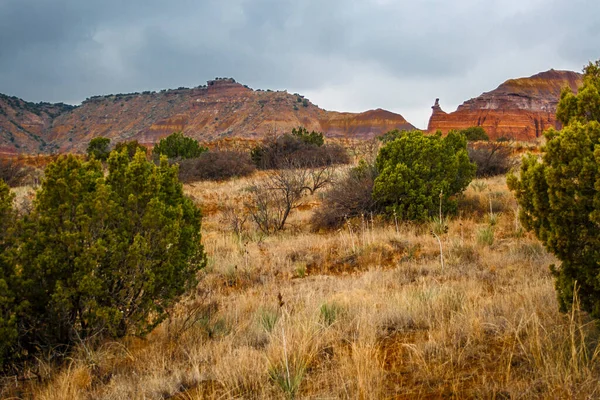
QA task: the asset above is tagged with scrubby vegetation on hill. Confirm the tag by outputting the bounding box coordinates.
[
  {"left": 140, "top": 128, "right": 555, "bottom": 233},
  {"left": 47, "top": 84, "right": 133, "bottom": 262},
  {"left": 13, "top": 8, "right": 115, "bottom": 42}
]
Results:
[{"left": 153, "top": 131, "right": 208, "bottom": 160}]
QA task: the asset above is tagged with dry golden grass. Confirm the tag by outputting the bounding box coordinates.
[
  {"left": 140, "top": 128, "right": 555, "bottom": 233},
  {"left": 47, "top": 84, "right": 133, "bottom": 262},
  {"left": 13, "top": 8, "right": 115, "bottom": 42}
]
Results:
[{"left": 6, "top": 172, "right": 600, "bottom": 399}]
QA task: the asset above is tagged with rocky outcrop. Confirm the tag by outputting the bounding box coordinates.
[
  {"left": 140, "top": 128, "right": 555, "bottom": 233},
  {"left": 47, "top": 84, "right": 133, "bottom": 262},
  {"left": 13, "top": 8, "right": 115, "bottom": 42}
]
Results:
[
  {"left": 427, "top": 70, "right": 583, "bottom": 141},
  {"left": 320, "top": 108, "right": 415, "bottom": 139},
  {"left": 0, "top": 94, "right": 75, "bottom": 155},
  {"left": 0, "top": 78, "right": 415, "bottom": 154}
]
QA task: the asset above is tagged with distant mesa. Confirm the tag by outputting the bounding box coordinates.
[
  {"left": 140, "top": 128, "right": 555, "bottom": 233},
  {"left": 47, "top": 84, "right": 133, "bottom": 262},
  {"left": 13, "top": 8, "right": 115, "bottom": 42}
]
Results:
[
  {"left": 427, "top": 70, "right": 583, "bottom": 141},
  {"left": 0, "top": 69, "right": 584, "bottom": 155},
  {"left": 0, "top": 78, "right": 415, "bottom": 155}
]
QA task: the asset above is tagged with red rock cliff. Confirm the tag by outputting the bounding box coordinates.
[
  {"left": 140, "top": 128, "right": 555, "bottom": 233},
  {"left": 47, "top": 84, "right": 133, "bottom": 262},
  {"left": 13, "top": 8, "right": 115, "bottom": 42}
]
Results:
[
  {"left": 0, "top": 94, "right": 74, "bottom": 155},
  {"left": 0, "top": 78, "right": 415, "bottom": 154},
  {"left": 427, "top": 70, "right": 583, "bottom": 141}
]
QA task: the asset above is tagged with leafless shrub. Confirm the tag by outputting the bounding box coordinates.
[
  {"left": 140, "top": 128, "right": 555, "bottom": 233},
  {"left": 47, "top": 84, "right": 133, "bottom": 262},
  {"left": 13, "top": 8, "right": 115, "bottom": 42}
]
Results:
[
  {"left": 252, "top": 135, "right": 350, "bottom": 170},
  {"left": 468, "top": 142, "right": 515, "bottom": 177},
  {"left": 0, "top": 158, "right": 34, "bottom": 186},
  {"left": 311, "top": 162, "right": 378, "bottom": 231},
  {"left": 305, "top": 163, "right": 337, "bottom": 195},
  {"left": 245, "top": 168, "right": 311, "bottom": 234},
  {"left": 220, "top": 204, "right": 249, "bottom": 238},
  {"left": 178, "top": 151, "right": 255, "bottom": 182},
  {"left": 245, "top": 157, "right": 340, "bottom": 234},
  {"left": 347, "top": 138, "right": 381, "bottom": 164}
]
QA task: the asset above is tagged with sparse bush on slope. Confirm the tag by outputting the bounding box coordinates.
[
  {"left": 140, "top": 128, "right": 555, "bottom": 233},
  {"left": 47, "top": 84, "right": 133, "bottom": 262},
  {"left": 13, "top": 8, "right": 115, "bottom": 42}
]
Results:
[
  {"left": 153, "top": 131, "right": 208, "bottom": 160},
  {"left": 86, "top": 136, "right": 111, "bottom": 161}
]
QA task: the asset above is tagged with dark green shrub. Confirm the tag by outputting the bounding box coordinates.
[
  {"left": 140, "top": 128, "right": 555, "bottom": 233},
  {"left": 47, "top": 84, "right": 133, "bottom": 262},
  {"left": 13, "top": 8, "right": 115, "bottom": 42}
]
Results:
[
  {"left": 86, "top": 137, "right": 111, "bottom": 161},
  {"left": 291, "top": 127, "right": 324, "bottom": 147},
  {"left": 459, "top": 126, "right": 489, "bottom": 142},
  {"left": 373, "top": 130, "right": 475, "bottom": 221},
  {"left": 178, "top": 151, "right": 255, "bottom": 182},
  {"left": 13, "top": 149, "right": 205, "bottom": 361},
  {"left": 0, "top": 179, "right": 17, "bottom": 369},
  {"left": 113, "top": 140, "right": 148, "bottom": 159},
  {"left": 152, "top": 132, "right": 207, "bottom": 159},
  {"left": 508, "top": 60, "right": 600, "bottom": 318},
  {"left": 250, "top": 144, "right": 265, "bottom": 167}
]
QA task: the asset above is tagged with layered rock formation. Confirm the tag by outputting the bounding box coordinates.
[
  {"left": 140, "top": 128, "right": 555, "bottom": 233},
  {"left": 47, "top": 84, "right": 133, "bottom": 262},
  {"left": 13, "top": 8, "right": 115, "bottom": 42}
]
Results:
[
  {"left": 428, "top": 70, "right": 582, "bottom": 141},
  {"left": 0, "top": 94, "right": 75, "bottom": 155},
  {"left": 0, "top": 78, "right": 414, "bottom": 154}
]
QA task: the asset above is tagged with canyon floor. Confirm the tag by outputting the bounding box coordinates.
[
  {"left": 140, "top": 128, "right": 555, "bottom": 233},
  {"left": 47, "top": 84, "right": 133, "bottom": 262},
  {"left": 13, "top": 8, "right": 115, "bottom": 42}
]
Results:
[{"left": 5, "top": 167, "right": 600, "bottom": 399}]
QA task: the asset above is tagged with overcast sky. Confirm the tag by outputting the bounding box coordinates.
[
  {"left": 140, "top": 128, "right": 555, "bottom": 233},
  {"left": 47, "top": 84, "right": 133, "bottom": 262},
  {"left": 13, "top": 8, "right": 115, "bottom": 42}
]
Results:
[{"left": 0, "top": 0, "right": 597, "bottom": 129}]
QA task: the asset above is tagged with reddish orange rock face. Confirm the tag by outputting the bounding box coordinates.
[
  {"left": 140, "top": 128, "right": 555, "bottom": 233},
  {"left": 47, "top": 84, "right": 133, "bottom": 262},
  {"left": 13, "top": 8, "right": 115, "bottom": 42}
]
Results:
[
  {"left": 427, "top": 70, "right": 582, "bottom": 141},
  {"left": 0, "top": 79, "right": 415, "bottom": 154}
]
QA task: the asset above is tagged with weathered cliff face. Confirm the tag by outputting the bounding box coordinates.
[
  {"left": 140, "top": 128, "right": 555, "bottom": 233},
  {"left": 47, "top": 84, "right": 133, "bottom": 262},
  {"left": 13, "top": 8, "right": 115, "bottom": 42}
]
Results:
[
  {"left": 0, "top": 94, "right": 75, "bottom": 155},
  {"left": 427, "top": 70, "right": 583, "bottom": 141},
  {"left": 0, "top": 78, "right": 415, "bottom": 154},
  {"left": 320, "top": 108, "right": 415, "bottom": 139}
]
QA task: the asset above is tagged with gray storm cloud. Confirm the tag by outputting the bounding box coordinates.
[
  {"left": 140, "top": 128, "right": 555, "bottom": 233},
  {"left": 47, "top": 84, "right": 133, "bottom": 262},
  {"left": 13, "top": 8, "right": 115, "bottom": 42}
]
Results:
[{"left": 0, "top": 0, "right": 597, "bottom": 128}]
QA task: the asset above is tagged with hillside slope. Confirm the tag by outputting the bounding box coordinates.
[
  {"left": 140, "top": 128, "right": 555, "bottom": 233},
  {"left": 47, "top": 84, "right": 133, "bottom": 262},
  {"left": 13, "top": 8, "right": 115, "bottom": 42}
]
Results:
[
  {"left": 0, "top": 78, "right": 415, "bottom": 154},
  {"left": 0, "top": 94, "right": 75, "bottom": 154}
]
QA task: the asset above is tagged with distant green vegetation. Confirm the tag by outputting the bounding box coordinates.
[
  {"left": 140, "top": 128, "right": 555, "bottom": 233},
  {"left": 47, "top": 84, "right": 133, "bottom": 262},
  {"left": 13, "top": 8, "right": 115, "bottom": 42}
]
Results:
[
  {"left": 152, "top": 132, "right": 208, "bottom": 160},
  {"left": 459, "top": 126, "right": 489, "bottom": 142},
  {"left": 114, "top": 140, "right": 148, "bottom": 159},
  {"left": 291, "top": 126, "right": 324, "bottom": 147},
  {"left": 86, "top": 136, "right": 111, "bottom": 161}
]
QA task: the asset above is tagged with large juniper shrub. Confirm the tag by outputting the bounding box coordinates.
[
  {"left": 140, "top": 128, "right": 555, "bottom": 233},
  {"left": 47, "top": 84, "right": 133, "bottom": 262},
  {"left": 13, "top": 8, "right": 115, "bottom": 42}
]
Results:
[
  {"left": 373, "top": 130, "right": 475, "bottom": 221},
  {"left": 1, "top": 149, "right": 206, "bottom": 371},
  {"left": 508, "top": 60, "right": 600, "bottom": 319}
]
